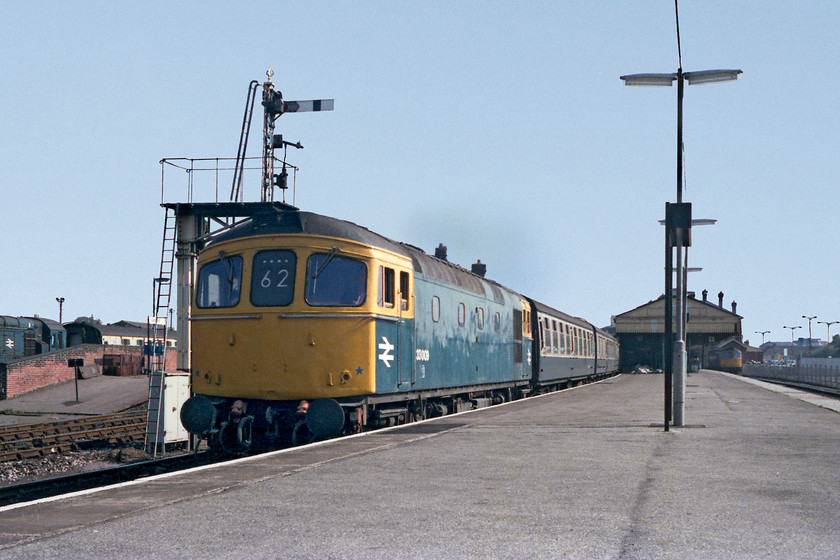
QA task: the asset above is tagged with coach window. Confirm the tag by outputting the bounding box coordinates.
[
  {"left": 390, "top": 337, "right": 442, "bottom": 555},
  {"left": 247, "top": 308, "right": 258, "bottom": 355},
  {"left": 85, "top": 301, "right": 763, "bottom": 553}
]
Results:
[
  {"left": 197, "top": 254, "right": 243, "bottom": 308},
  {"left": 544, "top": 318, "right": 550, "bottom": 352},
  {"left": 551, "top": 320, "right": 559, "bottom": 354},
  {"left": 559, "top": 322, "right": 566, "bottom": 355},
  {"left": 477, "top": 307, "right": 485, "bottom": 330},
  {"left": 564, "top": 324, "right": 571, "bottom": 355},
  {"left": 494, "top": 311, "right": 501, "bottom": 332},
  {"left": 432, "top": 296, "right": 440, "bottom": 322},
  {"left": 458, "top": 302, "right": 466, "bottom": 326},
  {"left": 305, "top": 254, "right": 367, "bottom": 306},
  {"left": 251, "top": 250, "right": 296, "bottom": 306},
  {"left": 378, "top": 266, "right": 395, "bottom": 308},
  {"left": 539, "top": 319, "right": 545, "bottom": 351},
  {"left": 570, "top": 326, "right": 576, "bottom": 356}
]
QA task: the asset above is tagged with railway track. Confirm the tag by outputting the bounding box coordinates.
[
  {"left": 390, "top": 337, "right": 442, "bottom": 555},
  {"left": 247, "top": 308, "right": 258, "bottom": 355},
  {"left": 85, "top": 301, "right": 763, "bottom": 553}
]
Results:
[
  {"left": 0, "top": 411, "right": 147, "bottom": 462},
  {"left": 0, "top": 450, "right": 226, "bottom": 507}
]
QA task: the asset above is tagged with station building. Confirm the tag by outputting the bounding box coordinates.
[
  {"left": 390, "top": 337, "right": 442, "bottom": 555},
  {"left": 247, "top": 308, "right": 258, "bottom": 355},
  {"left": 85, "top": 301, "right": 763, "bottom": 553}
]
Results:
[
  {"left": 65, "top": 317, "right": 176, "bottom": 349},
  {"left": 614, "top": 290, "right": 742, "bottom": 371}
]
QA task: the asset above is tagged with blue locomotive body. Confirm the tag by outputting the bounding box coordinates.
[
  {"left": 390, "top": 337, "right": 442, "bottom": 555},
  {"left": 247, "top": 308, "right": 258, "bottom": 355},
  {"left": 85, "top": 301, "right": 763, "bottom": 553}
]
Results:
[
  {"left": 0, "top": 316, "right": 66, "bottom": 363},
  {"left": 378, "top": 250, "right": 532, "bottom": 395}
]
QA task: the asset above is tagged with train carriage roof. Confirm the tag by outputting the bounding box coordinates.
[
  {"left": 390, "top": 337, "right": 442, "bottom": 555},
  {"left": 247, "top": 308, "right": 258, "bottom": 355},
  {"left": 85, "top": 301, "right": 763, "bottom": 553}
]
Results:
[{"left": 529, "top": 299, "right": 594, "bottom": 330}]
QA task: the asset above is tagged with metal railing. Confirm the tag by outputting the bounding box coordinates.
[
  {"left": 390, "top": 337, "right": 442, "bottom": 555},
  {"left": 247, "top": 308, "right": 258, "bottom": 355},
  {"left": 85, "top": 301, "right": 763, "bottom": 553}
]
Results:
[{"left": 742, "top": 362, "right": 840, "bottom": 395}]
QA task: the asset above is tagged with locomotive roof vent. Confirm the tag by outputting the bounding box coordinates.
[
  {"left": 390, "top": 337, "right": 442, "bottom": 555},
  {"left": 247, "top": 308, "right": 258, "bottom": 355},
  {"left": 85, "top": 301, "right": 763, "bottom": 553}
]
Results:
[
  {"left": 434, "top": 243, "right": 448, "bottom": 261},
  {"left": 471, "top": 260, "right": 487, "bottom": 277}
]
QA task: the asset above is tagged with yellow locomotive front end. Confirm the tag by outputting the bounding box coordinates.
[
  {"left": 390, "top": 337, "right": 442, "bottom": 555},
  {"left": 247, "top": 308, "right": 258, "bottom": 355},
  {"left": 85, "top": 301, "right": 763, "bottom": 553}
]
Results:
[
  {"left": 181, "top": 211, "right": 414, "bottom": 450},
  {"left": 191, "top": 235, "right": 379, "bottom": 401}
]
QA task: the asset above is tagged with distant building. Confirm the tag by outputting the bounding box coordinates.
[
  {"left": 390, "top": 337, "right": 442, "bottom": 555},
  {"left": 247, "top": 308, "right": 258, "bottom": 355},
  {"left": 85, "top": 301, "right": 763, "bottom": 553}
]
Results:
[
  {"left": 760, "top": 337, "right": 822, "bottom": 362},
  {"left": 614, "top": 290, "right": 742, "bottom": 371},
  {"left": 65, "top": 317, "right": 176, "bottom": 349}
]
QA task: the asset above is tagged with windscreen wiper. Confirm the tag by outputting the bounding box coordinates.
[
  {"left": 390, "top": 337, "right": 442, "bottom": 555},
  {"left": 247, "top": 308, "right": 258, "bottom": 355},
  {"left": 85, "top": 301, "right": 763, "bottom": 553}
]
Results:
[{"left": 312, "top": 247, "right": 340, "bottom": 279}]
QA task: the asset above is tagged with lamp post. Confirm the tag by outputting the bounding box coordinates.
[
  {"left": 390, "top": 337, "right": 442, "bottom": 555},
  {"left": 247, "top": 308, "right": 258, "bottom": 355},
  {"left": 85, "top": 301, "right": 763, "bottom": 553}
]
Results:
[
  {"left": 801, "top": 315, "right": 817, "bottom": 351},
  {"left": 817, "top": 321, "right": 838, "bottom": 344},
  {"left": 55, "top": 297, "right": 65, "bottom": 324},
  {"left": 755, "top": 330, "right": 770, "bottom": 345},
  {"left": 783, "top": 325, "right": 801, "bottom": 343},
  {"left": 621, "top": 68, "right": 741, "bottom": 430}
]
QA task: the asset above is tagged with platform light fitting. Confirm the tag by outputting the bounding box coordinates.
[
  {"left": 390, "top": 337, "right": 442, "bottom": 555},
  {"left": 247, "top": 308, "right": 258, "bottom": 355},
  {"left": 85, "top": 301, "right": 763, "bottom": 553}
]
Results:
[
  {"left": 683, "top": 69, "right": 742, "bottom": 85},
  {"left": 621, "top": 69, "right": 742, "bottom": 87}
]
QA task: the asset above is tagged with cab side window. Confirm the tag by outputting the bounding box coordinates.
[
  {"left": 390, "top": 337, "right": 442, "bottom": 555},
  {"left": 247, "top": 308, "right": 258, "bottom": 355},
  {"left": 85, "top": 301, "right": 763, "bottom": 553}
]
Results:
[
  {"left": 400, "top": 271, "right": 410, "bottom": 311},
  {"left": 379, "top": 266, "right": 396, "bottom": 308}
]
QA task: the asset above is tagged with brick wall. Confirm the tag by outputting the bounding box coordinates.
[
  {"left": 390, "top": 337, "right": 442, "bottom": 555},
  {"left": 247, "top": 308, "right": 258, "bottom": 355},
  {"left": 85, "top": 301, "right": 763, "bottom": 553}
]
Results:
[{"left": 2, "top": 344, "right": 177, "bottom": 399}]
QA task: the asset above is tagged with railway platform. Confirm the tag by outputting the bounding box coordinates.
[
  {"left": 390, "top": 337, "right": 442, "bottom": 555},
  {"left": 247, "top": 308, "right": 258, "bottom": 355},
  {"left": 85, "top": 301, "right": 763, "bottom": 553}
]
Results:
[
  {"left": 0, "top": 370, "right": 837, "bottom": 559},
  {"left": 0, "top": 375, "right": 149, "bottom": 426}
]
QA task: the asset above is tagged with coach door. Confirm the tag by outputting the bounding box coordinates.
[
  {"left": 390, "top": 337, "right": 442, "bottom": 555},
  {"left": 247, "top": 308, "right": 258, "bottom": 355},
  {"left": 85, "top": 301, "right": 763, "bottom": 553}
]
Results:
[
  {"left": 513, "top": 300, "right": 533, "bottom": 375},
  {"left": 513, "top": 308, "right": 523, "bottom": 364}
]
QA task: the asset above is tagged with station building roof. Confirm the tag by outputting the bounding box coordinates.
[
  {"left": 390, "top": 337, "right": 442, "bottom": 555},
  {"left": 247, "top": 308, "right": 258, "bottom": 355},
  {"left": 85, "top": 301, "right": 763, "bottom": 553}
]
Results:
[{"left": 614, "top": 294, "right": 742, "bottom": 336}]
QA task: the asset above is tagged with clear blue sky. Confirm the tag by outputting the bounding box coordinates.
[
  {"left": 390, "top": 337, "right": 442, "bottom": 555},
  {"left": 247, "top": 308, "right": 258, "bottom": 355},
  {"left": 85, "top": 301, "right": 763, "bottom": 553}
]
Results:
[{"left": 2, "top": 1, "right": 838, "bottom": 346}]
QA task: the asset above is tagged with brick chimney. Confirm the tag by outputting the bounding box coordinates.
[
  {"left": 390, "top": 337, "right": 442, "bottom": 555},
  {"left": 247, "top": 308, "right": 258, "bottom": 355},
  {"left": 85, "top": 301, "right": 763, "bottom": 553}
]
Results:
[
  {"left": 718, "top": 291, "right": 724, "bottom": 307},
  {"left": 731, "top": 301, "right": 737, "bottom": 314},
  {"left": 471, "top": 259, "right": 487, "bottom": 277},
  {"left": 434, "top": 243, "right": 447, "bottom": 261},
  {"left": 702, "top": 289, "right": 708, "bottom": 302}
]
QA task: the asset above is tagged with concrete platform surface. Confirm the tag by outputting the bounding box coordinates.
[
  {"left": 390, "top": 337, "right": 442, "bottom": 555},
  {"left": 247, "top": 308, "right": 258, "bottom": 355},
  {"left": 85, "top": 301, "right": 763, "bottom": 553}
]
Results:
[
  {"left": 0, "top": 375, "right": 149, "bottom": 426},
  {"left": 0, "top": 371, "right": 837, "bottom": 559}
]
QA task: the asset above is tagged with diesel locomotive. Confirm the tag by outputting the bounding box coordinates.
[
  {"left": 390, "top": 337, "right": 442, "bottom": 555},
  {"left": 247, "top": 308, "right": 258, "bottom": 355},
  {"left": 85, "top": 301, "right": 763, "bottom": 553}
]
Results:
[
  {"left": 0, "top": 316, "right": 66, "bottom": 363},
  {"left": 180, "top": 204, "right": 619, "bottom": 452}
]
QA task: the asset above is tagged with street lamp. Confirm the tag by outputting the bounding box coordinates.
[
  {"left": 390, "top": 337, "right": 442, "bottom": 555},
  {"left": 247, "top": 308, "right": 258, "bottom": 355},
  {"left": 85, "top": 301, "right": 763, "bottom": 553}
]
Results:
[
  {"left": 621, "top": 67, "right": 741, "bottom": 430},
  {"left": 55, "top": 297, "right": 65, "bottom": 324},
  {"left": 755, "top": 330, "right": 770, "bottom": 345},
  {"left": 801, "top": 315, "right": 817, "bottom": 351},
  {"left": 783, "top": 325, "right": 802, "bottom": 343},
  {"left": 817, "top": 321, "right": 838, "bottom": 344}
]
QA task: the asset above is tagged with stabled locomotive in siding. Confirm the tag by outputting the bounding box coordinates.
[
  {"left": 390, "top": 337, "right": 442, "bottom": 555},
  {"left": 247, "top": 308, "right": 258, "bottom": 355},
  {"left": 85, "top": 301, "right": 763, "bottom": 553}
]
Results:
[
  {"left": 180, "top": 205, "right": 619, "bottom": 452},
  {"left": 0, "top": 316, "right": 66, "bottom": 363}
]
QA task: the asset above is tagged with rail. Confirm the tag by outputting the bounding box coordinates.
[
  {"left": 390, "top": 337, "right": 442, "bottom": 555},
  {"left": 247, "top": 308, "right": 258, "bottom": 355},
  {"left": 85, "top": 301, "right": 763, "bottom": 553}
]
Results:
[
  {"left": 0, "top": 412, "right": 147, "bottom": 462},
  {"left": 0, "top": 450, "right": 223, "bottom": 507},
  {"left": 741, "top": 362, "right": 840, "bottom": 396}
]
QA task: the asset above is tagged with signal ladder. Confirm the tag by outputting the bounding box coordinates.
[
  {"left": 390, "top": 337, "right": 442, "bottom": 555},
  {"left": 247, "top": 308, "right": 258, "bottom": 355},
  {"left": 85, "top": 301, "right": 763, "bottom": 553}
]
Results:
[{"left": 145, "top": 206, "right": 177, "bottom": 455}]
